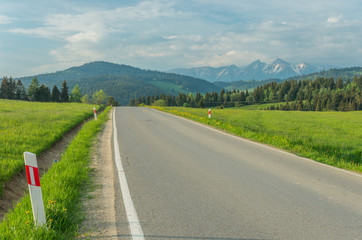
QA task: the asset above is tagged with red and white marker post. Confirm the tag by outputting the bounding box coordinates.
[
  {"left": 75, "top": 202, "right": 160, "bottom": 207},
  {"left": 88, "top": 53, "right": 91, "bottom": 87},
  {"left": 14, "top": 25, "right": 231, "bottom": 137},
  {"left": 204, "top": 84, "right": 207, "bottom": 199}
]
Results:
[
  {"left": 208, "top": 109, "right": 211, "bottom": 118},
  {"left": 24, "top": 152, "right": 46, "bottom": 227},
  {"left": 93, "top": 107, "right": 98, "bottom": 120}
]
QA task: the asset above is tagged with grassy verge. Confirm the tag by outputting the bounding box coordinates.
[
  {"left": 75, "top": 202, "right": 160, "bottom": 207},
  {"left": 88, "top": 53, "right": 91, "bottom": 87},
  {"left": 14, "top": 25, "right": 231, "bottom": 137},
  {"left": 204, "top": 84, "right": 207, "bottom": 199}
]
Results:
[
  {"left": 0, "top": 106, "right": 111, "bottom": 239},
  {"left": 150, "top": 106, "right": 362, "bottom": 172},
  {"left": 0, "top": 100, "right": 102, "bottom": 196}
]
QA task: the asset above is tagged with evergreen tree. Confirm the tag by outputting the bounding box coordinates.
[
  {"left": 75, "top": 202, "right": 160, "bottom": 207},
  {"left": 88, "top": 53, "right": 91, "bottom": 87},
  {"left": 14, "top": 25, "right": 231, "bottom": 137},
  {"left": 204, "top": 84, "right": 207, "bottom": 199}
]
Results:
[
  {"left": 8, "top": 78, "right": 15, "bottom": 99},
  {"left": 336, "top": 78, "right": 344, "bottom": 89},
  {"left": 15, "top": 80, "right": 28, "bottom": 100},
  {"left": 353, "top": 76, "right": 362, "bottom": 90},
  {"left": 297, "top": 97, "right": 303, "bottom": 111},
  {"left": 238, "top": 92, "right": 246, "bottom": 105},
  {"left": 326, "top": 98, "right": 332, "bottom": 111},
  {"left": 34, "top": 84, "right": 51, "bottom": 102},
  {"left": 28, "top": 77, "right": 40, "bottom": 101},
  {"left": 0, "top": 77, "right": 16, "bottom": 99},
  {"left": 60, "top": 80, "right": 69, "bottom": 102},
  {"left": 0, "top": 77, "right": 9, "bottom": 99},
  {"left": 51, "top": 85, "right": 61, "bottom": 102}
]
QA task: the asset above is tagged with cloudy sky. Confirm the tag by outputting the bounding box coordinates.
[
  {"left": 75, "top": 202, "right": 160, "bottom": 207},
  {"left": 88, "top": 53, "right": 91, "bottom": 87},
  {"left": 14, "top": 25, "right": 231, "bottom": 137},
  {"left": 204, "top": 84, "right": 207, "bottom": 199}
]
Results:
[{"left": 1, "top": 0, "right": 362, "bottom": 77}]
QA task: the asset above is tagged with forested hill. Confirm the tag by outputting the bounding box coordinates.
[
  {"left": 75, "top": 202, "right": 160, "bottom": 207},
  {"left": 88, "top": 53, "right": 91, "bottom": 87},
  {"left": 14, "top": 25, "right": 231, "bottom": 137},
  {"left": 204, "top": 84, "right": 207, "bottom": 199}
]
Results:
[
  {"left": 285, "top": 67, "right": 362, "bottom": 81},
  {"left": 19, "top": 61, "right": 222, "bottom": 105}
]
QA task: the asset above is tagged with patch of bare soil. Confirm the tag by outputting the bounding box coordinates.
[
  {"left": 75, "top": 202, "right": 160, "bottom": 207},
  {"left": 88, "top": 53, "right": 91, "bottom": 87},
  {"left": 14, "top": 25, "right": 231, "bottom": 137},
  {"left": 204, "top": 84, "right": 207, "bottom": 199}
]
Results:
[
  {"left": 76, "top": 111, "right": 120, "bottom": 239},
  {"left": 0, "top": 121, "right": 86, "bottom": 221}
]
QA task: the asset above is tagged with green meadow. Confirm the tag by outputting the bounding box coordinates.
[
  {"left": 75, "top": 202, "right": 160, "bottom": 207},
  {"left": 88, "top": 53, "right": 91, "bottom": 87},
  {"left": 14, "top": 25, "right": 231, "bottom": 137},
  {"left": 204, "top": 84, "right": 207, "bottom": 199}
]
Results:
[
  {"left": 0, "top": 105, "right": 111, "bottom": 239},
  {"left": 0, "top": 99, "right": 100, "bottom": 195},
  {"left": 152, "top": 106, "right": 362, "bottom": 172}
]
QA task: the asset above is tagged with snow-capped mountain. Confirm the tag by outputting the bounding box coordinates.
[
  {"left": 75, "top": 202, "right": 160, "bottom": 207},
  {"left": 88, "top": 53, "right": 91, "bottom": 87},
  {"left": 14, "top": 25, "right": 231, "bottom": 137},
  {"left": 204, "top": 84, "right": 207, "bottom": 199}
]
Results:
[{"left": 170, "top": 59, "right": 335, "bottom": 82}]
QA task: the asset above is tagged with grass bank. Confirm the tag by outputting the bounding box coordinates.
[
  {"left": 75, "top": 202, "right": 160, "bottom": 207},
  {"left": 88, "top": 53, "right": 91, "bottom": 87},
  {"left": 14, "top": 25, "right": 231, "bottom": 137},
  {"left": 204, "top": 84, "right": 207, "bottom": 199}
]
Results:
[
  {"left": 0, "top": 100, "right": 101, "bottom": 196},
  {"left": 151, "top": 106, "right": 362, "bottom": 172},
  {"left": 0, "top": 105, "right": 111, "bottom": 239}
]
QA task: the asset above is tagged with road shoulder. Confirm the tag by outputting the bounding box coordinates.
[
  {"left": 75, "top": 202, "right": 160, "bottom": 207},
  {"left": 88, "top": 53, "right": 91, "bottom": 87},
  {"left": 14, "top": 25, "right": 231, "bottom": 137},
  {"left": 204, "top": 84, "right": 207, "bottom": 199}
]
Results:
[{"left": 77, "top": 110, "right": 121, "bottom": 239}]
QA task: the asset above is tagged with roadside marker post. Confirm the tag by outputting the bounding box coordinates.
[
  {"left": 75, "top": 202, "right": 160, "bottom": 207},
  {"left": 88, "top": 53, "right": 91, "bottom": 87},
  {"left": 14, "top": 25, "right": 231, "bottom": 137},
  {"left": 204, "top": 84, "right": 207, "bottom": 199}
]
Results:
[
  {"left": 24, "top": 152, "right": 46, "bottom": 227},
  {"left": 93, "top": 107, "right": 98, "bottom": 120},
  {"left": 208, "top": 109, "right": 211, "bottom": 118}
]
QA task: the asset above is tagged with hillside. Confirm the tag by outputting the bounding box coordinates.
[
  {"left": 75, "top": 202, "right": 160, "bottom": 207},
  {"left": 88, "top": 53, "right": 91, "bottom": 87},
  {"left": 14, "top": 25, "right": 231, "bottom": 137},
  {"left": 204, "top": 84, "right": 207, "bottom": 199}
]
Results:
[
  {"left": 19, "top": 61, "right": 222, "bottom": 105},
  {"left": 214, "top": 78, "right": 283, "bottom": 91},
  {"left": 285, "top": 67, "right": 362, "bottom": 81},
  {"left": 214, "top": 67, "right": 362, "bottom": 92}
]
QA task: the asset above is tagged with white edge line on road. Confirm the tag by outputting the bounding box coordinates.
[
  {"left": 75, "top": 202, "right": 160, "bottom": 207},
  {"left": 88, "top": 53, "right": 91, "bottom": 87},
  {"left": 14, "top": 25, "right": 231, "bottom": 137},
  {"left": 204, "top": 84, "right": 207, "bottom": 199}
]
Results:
[
  {"left": 148, "top": 107, "right": 362, "bottom": 179},
  {"left": 113, "top": 108, "right": 145, "bottom": 240}
]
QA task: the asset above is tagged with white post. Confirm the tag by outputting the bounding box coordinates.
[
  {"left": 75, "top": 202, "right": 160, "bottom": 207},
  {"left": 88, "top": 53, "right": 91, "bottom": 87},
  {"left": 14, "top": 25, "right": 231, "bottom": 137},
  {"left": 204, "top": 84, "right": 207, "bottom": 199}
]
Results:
[
  {"left": 24, "top": 152, "right": 46, "bottom": 227},
  {"left": 93, "top": 107, "right": 98, "bottom": 120},
  {"left": 208, "top": 109, "right": 211, "bottom": 118}
]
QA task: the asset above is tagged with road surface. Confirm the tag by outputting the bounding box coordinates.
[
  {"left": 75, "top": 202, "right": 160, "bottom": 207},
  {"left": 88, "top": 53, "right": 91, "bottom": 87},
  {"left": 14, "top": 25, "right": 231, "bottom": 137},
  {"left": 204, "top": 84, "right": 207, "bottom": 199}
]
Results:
[{"left": 113, "top": 107, "right": 362, "bottom": 240}]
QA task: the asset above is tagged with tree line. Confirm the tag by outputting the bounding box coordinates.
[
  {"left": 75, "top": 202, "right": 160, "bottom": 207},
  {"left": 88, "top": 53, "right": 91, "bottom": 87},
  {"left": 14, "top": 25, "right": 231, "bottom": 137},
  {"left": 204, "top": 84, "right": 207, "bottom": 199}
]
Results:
[
  {"left": 0, "top": 77, "right": 119, "bottom": 106},
  {"left": 130, "top": 76, "right": 362, "bottom": 111}
]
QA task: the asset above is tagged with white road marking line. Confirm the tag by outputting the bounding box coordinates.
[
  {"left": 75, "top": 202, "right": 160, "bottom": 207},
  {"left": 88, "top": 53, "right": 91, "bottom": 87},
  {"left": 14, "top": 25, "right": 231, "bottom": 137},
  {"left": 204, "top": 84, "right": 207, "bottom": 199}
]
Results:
[
  {"left": 150, "top": 107, "right": 362, "bottom": 179},
  {"left": 113, "top": 108, "right": 145, "bottom": 240}
]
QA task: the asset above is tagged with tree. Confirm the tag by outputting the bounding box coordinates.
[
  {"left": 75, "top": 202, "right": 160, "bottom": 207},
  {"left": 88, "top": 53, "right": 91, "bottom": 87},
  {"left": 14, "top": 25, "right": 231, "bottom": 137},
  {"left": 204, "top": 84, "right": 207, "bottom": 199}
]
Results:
[
  {"left": 297, "top": 97, "right": 303, "bottom": 111},
  {"left": 353, "top": 76, "right": 362, "bottom": 90},
  {"left": 198, "top": 99, "right": 204, "bottom": 108},
  {"left": 0, "top": 77, "right": 9, "bottom": 99},
  {"left": 60, "top": 80, "right": 69, "bottom": 102},
  {"left": 34, "top": 84, "right": 51, "bottom": 102},
  {"left": 336, "top": 78, "right": 343, "bottom": 89},
  {"left": 81, "top": 94, "right": 90, "bottom": 104},
  {"left": 51, "top": 85, "right": 61, "bottom": 102},
  {"left": 15, "top": 80, "right": 28, "bottom": 100},
  {"left": 107, "top": 96, "right": 120, "bottom": 106},
  {"left": 92, "top": 89, "right": 108, "bottom": 105},
  {"left": 69, "top": 84, "right": 82, "bottom": 102},
  {"left": 0, "top": 77, "right": 16, "bottom": 99},
  {"left": 28, "top": 77, "right": 40, "bottom": 101},
  {"left": 152, "top": 99, "right": 167, "bottom": 106}
]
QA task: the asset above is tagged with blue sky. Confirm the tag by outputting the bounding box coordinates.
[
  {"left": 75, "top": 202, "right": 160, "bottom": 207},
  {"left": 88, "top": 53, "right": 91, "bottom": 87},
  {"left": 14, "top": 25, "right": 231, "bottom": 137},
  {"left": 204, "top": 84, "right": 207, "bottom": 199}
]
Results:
[{"left": 1, "top": 0, "right": 362, "bottom": 77}]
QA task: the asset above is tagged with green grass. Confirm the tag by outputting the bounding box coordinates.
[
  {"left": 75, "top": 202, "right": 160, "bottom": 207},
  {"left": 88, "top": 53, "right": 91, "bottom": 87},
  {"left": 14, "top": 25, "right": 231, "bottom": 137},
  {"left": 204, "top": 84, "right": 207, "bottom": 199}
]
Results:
[
  {"left": 0, "top": 99, "right": 100, "bottom": 196},
  {"left": 0, "top": 105, "right": 111, "bottom": 239},
  {"left": 237, "top": 103, "right": 279, "bottom": 110},
  {"left": 151, "top": 106, "right": 362, "bottom": 172}
]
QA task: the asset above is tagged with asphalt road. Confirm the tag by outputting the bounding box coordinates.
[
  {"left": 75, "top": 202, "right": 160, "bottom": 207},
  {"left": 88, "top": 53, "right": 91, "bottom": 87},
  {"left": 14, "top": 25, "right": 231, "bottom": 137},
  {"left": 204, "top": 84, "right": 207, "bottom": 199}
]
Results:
[{"left": 113, "top": 107, "right": 362, "bottom": 240}]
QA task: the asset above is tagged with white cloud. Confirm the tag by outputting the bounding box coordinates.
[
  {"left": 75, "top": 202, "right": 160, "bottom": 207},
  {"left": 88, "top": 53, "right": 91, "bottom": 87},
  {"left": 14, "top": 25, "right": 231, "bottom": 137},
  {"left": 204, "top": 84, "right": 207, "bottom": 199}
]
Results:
[
  {"left": 66, "top": 31, "right": 100, "bottom": 44},
  {"left": 327, "top": 13, "right": 343, "bottom": 24},
  {"left": 0, "top": 15, "right": 12, "bottom": 24},
  {"left": 8, "top": 0, "right": 181, "bottom": 63},
  {"left": 3, "top": 0, "right": 362, "bottom": 75}
]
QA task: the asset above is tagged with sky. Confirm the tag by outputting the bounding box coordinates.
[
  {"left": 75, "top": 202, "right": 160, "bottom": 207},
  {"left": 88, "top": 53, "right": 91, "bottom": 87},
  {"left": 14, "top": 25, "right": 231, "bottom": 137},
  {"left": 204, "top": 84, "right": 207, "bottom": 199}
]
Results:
[{"left": 1, "top": 0, "right": 362, "bottom": 77}]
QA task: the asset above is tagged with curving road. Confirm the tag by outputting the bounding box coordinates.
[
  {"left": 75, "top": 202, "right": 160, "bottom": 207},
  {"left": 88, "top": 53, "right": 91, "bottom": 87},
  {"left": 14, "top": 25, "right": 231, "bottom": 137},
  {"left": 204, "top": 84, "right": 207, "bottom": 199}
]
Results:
[{"left": 113, "top": 107, "right": 362, "bottom": 240}]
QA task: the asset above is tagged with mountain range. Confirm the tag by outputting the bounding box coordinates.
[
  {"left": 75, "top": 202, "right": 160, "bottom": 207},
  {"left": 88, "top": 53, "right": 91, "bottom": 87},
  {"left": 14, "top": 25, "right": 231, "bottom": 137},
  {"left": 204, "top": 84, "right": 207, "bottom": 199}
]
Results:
[
  {"left": 16, "top": 61, "right": 361, "bottom": 106},
  {"left": 170, "top": 58, "right": 335, "bottom": 82}
]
